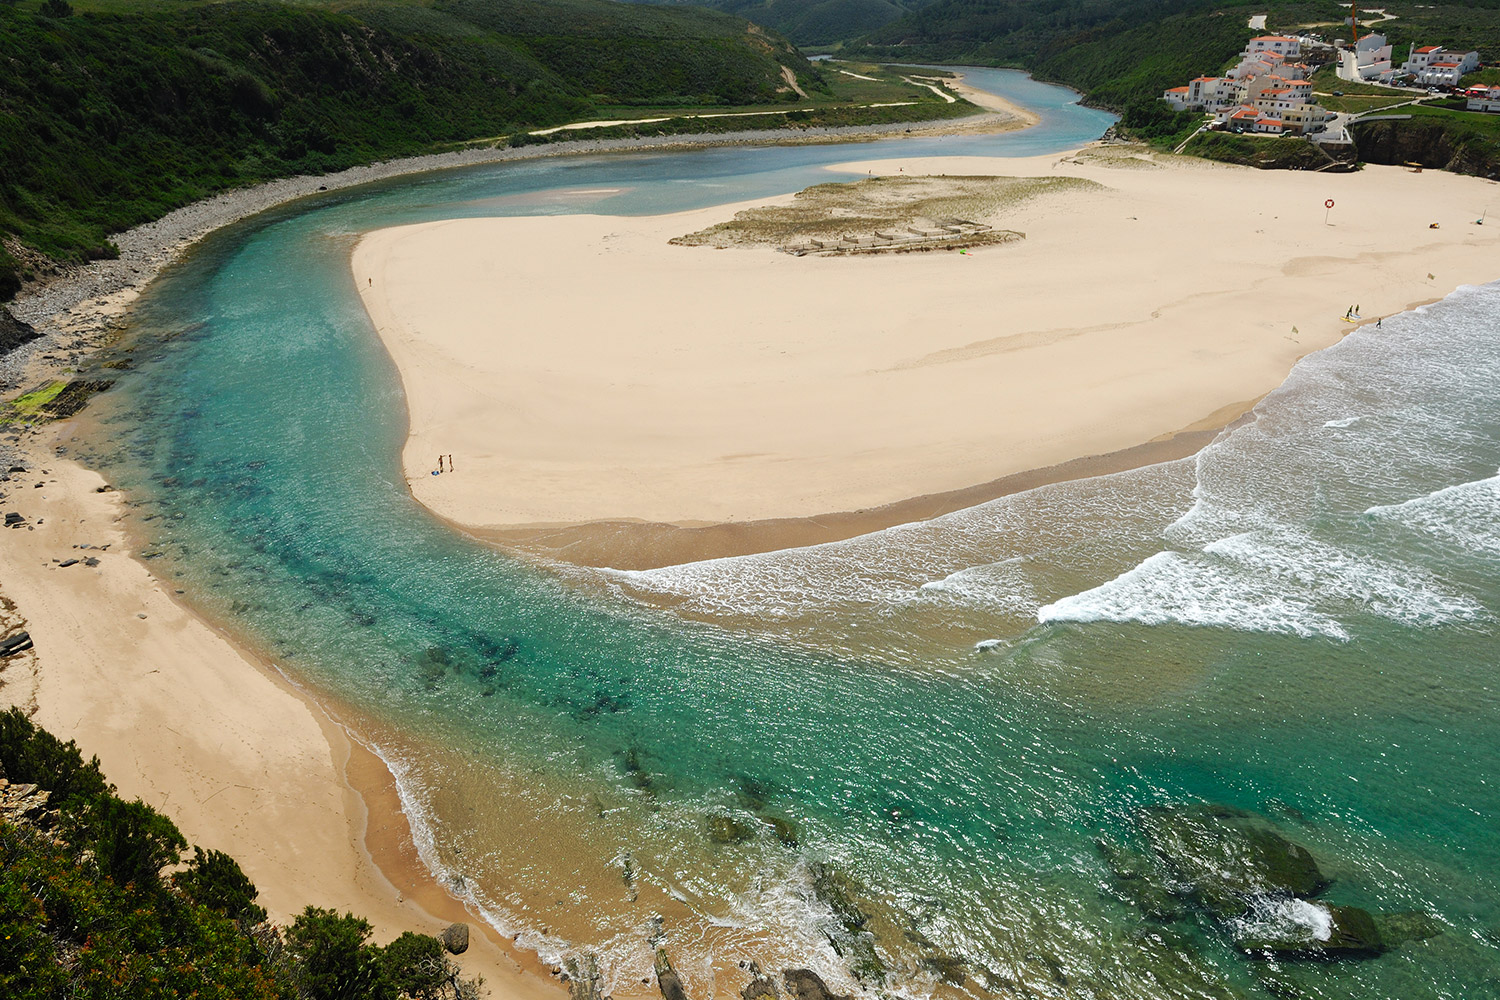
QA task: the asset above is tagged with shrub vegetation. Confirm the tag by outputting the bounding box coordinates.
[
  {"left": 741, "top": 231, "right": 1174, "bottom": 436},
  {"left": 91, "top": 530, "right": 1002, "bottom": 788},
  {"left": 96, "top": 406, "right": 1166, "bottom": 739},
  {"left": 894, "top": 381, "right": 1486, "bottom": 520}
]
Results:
[{"left": 0, "top": 707, "right": 476, "bottom": 998}]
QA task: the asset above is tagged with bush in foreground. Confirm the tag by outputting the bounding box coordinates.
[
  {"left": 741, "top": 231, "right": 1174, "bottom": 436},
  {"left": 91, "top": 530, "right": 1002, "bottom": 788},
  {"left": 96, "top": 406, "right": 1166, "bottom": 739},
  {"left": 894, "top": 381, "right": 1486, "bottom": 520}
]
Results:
[{"left": 0, "top": 707, "right": 476, "bottom": 999}]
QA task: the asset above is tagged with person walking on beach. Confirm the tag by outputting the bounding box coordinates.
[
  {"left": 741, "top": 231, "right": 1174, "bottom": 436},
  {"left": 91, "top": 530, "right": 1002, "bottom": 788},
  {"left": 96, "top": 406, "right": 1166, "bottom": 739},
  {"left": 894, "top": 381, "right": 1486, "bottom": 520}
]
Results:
[
  {"left": 438, "top": 455, "right": 445, "bottom": 473},
  {"left": 447, "top": 454, "right": 454, "bottom": 472}
]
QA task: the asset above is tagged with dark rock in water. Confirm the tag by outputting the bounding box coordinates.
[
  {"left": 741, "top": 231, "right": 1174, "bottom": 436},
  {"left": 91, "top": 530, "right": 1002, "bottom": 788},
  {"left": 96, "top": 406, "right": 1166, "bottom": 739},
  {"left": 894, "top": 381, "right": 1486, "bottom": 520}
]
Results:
[
  {"left": 707, "top": 815, "right": 756, "bottom": 844},
  {"left": 0, "top": 307, "right": 39, "bottom": 357},
  {"left": 809, "top": 863, "right": 885, "bottom": 984},
  {"left": 1375, "top": 910, "right": 1445, "bottom": 947},
  {"left": 781, "top": 969, "right": 850, "bottom": 1000},
  {"left": 1138, "top": 803, "right": 1327, "bottom": 917},
  {"left": 439, "top": 922, "right": 469, "bottom": 954},
  {"left": 741, "top": 961, "right": 779, "bottom": 1000},
  {"left": 919, "top": 953, "right": 967, "bottom": 985},
  {"left": 1236, "top": 902, "right": 1384, "bottom": 959},
  {"left": 759, "top": 814, "right": 798, "bottom": 847},
  {"left": 565, "top": 953, "right": 605, "bottom": 1000},
  {"left": 1096, "top": 836, "right": 1188, "bottom": 922},
  {"left": 7, "top": 466, "right": 25, "bottom": 474},
  {"left": 655, "top": 948, "right": 691, "bottom": 1000}
]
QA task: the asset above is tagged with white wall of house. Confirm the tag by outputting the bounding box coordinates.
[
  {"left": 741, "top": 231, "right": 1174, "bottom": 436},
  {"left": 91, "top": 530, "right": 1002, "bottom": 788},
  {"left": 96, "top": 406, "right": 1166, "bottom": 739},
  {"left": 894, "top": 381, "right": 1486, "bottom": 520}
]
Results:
[
  {"left": 1337, "top": 33, "right": 1394, "bottom": 82},
  {"left": 1247, "top": 36, "right": 1301, "bottom": 59},
  {"left": 1403, "top": 46, "right": 1479, "bottom": 77}
]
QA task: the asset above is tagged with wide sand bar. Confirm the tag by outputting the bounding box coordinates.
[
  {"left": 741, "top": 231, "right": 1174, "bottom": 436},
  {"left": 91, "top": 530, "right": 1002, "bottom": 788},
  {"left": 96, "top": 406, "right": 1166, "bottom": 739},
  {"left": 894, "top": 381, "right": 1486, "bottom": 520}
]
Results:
[{"left": 354, "top": 151, "right": 1499, "bottom": 540}]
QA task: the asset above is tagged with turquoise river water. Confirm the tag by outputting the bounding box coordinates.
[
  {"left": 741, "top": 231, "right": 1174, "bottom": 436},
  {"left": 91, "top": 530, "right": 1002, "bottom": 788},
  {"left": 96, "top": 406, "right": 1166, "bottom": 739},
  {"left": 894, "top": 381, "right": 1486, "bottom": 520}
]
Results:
[{"left": 71, "top": 70, "right": 1498, "bottom": 999}]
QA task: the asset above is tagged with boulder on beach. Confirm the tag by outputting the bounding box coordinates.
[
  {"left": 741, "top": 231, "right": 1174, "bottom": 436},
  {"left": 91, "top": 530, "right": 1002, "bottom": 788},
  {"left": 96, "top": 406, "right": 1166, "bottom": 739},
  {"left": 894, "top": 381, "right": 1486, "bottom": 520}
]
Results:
[
  {"left": 440, "top": 921, "right": 469, "bottom": 954},
  {"left": 0, "top": 307, "right": 39, "bottom": 357}
]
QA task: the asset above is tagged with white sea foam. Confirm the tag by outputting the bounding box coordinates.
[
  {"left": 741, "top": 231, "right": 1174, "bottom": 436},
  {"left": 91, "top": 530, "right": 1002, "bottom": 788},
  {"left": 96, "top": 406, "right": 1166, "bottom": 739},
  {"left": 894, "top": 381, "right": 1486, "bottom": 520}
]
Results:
[
  {"left": 1038, "top": 549, "right": 1351, "bottom": 639},
  {"left": 1323, "top": 416, "right": 1362, "bottom": 428},
  {"left": 1364, "top": 471, "right": 1500, "bottom": 560},
  {"left": 1230, "top": 898, "right": 1334, "bottom": 944},
  {"left": 1039, "top": 524, "right": 1484, "bottom": 640},
  {"left": 596, "top": 462, "right": 1194, "bottom": 630}
]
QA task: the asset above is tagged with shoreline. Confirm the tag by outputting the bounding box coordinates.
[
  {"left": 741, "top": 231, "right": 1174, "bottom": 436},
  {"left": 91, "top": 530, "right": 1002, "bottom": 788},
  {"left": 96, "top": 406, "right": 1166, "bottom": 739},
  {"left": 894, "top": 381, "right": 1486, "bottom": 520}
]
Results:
[
  {"left": 0, "top": 424, "right": 564, "bottom": 999},
  {"left": 459, "top": 408, "right": 1240, "bottom": 570}
]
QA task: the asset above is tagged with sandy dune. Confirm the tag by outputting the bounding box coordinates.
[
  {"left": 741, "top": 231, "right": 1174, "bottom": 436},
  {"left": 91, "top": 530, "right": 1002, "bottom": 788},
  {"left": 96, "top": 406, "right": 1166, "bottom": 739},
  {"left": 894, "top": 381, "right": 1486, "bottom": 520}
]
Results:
[{"left": 353, "top": 150, "right": 1499, "bottom": 540}]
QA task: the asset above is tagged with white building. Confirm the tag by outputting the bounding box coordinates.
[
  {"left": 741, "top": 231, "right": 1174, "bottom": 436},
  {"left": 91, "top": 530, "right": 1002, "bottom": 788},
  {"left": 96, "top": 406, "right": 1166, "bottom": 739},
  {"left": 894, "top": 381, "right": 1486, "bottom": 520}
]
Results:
[
  {"left": 1282, "top": 104, "right": 1332, "bottom": 135},
  {"left": 1247, "top": 35, "right": 1301, "bottom": 60},
  {"left": 1403, "top": 45, "right": 1480, "bottom": 84},
  {"left": 1163, "top": 76, "right": 1246, "bottom": 111},
  {"left": 1337, "top": 33, "right": 1395, "bottom": 83},
  {"left": 1469, "top": 87, "right": 1500, "bottom": 113}
]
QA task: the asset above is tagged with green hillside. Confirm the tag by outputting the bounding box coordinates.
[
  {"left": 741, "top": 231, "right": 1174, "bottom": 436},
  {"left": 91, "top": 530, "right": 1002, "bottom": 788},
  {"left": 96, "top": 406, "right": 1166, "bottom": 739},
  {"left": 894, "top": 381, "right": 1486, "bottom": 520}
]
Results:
[
  {"left": 696, "top": 0, "right": 925, "bottom": 46},
  {"left": 844, "top": 0, "right": 1251, "bottom": 102},
  {"left": 0, "top": 0, "right": 822, "bottom": 300}
]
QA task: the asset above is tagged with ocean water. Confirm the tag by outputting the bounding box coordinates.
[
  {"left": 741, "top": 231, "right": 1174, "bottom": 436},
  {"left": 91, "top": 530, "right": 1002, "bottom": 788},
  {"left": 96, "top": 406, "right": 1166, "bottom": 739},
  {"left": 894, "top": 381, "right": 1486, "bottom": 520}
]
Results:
[{"left": 71, "top": 72, "right": 1500, "bottom": 999}]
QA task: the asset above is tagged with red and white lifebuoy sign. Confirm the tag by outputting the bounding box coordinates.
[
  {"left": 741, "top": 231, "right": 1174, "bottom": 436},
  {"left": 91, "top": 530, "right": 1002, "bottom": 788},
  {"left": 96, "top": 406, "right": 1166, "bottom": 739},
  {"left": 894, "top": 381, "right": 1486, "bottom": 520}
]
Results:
[{"left": 1325, "top": 199, "right": 1335, "bottom": 208}]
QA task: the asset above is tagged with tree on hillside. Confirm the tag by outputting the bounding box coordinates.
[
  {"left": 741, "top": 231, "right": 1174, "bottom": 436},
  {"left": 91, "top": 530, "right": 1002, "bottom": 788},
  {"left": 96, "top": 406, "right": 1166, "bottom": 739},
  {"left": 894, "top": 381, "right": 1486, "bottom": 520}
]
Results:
[{"left": 288, "top": 907, "right": 394, "bottom": 1000}]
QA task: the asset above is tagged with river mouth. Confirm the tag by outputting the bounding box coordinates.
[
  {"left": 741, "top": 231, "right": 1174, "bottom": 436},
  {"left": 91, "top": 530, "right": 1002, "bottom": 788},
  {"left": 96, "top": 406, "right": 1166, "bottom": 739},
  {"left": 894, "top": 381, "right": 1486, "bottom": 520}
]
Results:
[{"left": 64, "top": 71, "right": 1500, "bottom": 1000}]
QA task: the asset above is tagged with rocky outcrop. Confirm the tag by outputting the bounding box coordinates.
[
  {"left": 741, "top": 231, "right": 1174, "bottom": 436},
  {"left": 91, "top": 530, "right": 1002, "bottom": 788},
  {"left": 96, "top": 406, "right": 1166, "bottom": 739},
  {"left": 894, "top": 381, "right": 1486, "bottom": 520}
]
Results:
[
  {"left": 1098, "top": 802, "right": 1407, "bottom": 963},
  {"left": 0, "top": 306, "right": 38, "bottom": 357},
  {"left": 565, "top": 953, "right": 607, "bottom": 1000},
  {"left": 655, "top": 948, "right": 690, "bottom": 1000},
  {"left": 707, "top": 815, "right": 756, "bottom": 844},
  {"left": 1235, "top": 901, "right": 1384, "bottom": 958},
  {"left": 1, "top": 777, "right": 57, "bottom": 829},
  {"left": 1137, "top": 803, "right": 1327, "bottom": 917},
  {"left": 741, "top": 961, "right": 779, "bottom": 1000},
  {"left": 781, "top": 969, "right": 850, "bottom": 1000}
]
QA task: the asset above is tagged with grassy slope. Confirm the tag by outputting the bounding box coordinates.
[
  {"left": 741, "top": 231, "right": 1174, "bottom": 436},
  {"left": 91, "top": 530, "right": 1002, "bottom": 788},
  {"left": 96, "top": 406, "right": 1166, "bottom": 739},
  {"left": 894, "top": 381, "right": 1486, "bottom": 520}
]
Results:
[
  {"left": 626, "top": 0, "right": 929, "bottom": 48},
  {"left": 0, "top": 0, "right": 821, "bottom": 300}
]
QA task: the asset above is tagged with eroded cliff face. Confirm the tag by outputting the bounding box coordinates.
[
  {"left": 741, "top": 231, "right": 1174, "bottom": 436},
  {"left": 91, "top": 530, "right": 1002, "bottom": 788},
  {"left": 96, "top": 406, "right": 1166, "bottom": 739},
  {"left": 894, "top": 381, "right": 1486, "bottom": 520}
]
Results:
[{"left": 1351, "top": 119, "right": 1500, "bottom": 179}]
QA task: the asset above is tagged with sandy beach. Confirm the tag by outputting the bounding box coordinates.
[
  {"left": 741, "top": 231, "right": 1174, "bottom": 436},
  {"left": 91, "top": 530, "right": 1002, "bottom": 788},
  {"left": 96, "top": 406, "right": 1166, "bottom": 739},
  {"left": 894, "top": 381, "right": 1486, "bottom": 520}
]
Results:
[
  {"left": 0, "top": 426, "right": 562, "bottom": 1000},
  {"left": 353, "top": 149, "right": 1499, "bottom": 566}
]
